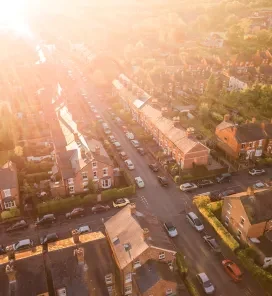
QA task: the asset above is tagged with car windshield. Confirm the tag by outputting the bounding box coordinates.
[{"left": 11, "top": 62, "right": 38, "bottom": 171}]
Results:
[
  {"left": 116, "top": 199, "right": 124, "bottom": 204},
  {"left": 168, "top": 226, "right": 176, "bottom": 231},
  {"left": 204, "top": 280, "right": 212, "bottom": 288},
  {"left": 194, "top": 218, "right": 202, "bottom": 226}
]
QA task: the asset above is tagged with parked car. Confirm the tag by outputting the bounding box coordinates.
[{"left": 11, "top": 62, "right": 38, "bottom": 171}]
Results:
[
  {"left": 131, "top": 139, "right": 140, "bottom": 148},
  {"left": 222, "top": 260, "right": 243, "bottom": 282},
  {"left": 203, "top": 235, "right": 221, "bottom": 253},
  {"left": 135, "top": 176, "right": 145, "bottom": 188},
  {"left": 163, "top": 222, "right": 178, "bottom": 237},
  {"left": 196, "top": 273, "right": 215, "bottom": 294},
  {"left": 126, "top": 132, "right": 134, "bottom": 140},
  {"left": 113, "top": 141, "right": 122, "bottom": 151},
  {"left": 218, "top": 189, "right": 236, "bottom": 199},
  {"left": 125, "top": 159, "right": 135, "bottom": 170},
  {"left": 180, "top": 183, "right": 198, "bottom": 192},
  {"left": 113, "top": 198, "right": 130, "bottom": 208},
  {"left": 248, "top": 169, "right": 265, "bottom": 176},
  {"left": 6, "top": 239, "right": 34, "bottom": 252},
  {"left": 6, "top": 220, "right": 28, "bottom": 233},
  {"left": 216, "top": 173, "right": 231, "bottom": 183},
  {"left": 197, "top": 179, "right": 214, "bottom": 188},
  {"left": 104, "top": 128, "right": 111, "bottom": 135},
  {"left": 35, "top": 214, "right": 56, "bottom": 227},
  {"left": 137, "top": 148, "right": 145, "bottom": 155},
  {"left": 40, "top": 233, "right": 59, "bottom": 245},
  {"left": 66, "top": 208, "right": 85, "bottom": 219},
  {"left": 157, "top": 176, "right": 169, "bottom": 187},
  {"left": 108, "top": 135, "right": 116, "bottom": 143},
  {"left": 91, "top": 204, "right": 110, "bottom": 214},
  {"left": 74, "top": 225, "right": 91, "bottom": 235},
  {"left": 253, "top": 181, "right": 269, "bottom": 189},
  {"left": 0, "top": 245, "right": 6, "bottom": 255},
  {"left": 119, "top": 151, "right": 128, "bottom": 160},
  {"left": 186, "top": 212, "right": 204, "bottom": 232},
  {"left": 149, "top": 163, "right": 159, "bottom": 172}
]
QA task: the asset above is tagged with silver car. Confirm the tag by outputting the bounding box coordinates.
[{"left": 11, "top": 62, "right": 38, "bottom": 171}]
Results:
[{"left": 196, "top": 273, "right": 215, "bottom": 294}]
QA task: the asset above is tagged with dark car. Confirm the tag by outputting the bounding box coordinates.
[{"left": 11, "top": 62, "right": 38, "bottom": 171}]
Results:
[
  {"left": 197, "top": 179, "right": 214, "bottom": 188},
  {"left": 0, "top": 245, "right": 6, "bottom": 255},
  {"left": 40, "top": 233, "right": 59, "bottom": 245},
  {"left": 35, "top": 214, "right": 56, "bottom": 227},
  {"left": 149, "top": 163, "right": 159, "bottom": 172},
  {"left": 66, "top": 208, "right": 85, "bottom": 219},
  {"left": 216, "top": 173, "right": 231, "bottom": 183},
  {"left": 203, "top": 235, "right": 221, "bottom": 253},
  {"left": 137, "top": 148, "right": 145, "bottom": 155},
  {"left": 157, "top": 176, "right": 169, "bottom": 187},
  {"left": 6, "top": 220, "right": 28, "bottom": 233},
  {"left": 91, "top": 204, "right": 110, "bottom": 214},
  {"left": 218, "top": 189, "right": 236, "bottom": 199}
]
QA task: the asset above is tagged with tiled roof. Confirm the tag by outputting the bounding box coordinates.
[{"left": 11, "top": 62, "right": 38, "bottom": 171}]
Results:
[
  {"left": 235, "top": 123, "right": 266, "bottom": 143},
  {"left": 0, "top": 162, "right": 17, "bottom": 189},
  {"left": 104, "top": 205, "right": 176, "bottom": 270},
  {"left": 216, "top": 121, "right": 234, "bottom": 131}
]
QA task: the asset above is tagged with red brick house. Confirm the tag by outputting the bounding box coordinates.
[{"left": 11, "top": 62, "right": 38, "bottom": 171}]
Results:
[
  {"left": 216, "top": 115, "right": 270, "bottom": 160},
  {"left": 105, "top": 204, "right": 179, "bottom": 296},
  {"left": 0, "top": 162, "right": 20, "bottom": 210}
]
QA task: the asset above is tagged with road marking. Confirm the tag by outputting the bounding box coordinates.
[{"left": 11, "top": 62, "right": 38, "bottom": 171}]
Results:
[{"left": 140, "top": 196, "right": 149, "bottom": 208}]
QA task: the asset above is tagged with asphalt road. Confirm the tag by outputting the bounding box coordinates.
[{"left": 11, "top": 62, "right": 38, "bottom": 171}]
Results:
[{"left": 85, "top": 88, "right": 268, "bottom": 296}]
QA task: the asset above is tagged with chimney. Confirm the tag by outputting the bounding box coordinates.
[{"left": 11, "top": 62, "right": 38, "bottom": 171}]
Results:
[
  {"left": 252, "top": 117, "right": 256, "bottom": 123},
  {"left": 95, "top": 146, "right": 100, "bottom": 155},
  {"left": 130, "top": 203, "right": 136, "bottom": 215},
  {"left": 224, "top": 114, "right": 230, "bottom": 122},
  {"left": 71, "top": 229, "right": 80, "bottom": 244},
  {"left": 74, "top": 247, "right": 85, "bottom": 265},
  {"left": 143, "top": 228, "right": 150, "bottom": 240},
  {"left": 247, "top": 186, "right": 254, "bottom": 196},
  {"left": 186, "top": 127, "right": 195, "bottom": 138},
  {"left": 6, "top": 262, "right": 16, "bottom": 285}
]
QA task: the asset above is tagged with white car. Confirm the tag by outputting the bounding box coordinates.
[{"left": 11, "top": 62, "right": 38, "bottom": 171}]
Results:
[
  {"left": 108, "top": 135, "right": 116, "bottom": 143},
  {"left": 113, "top": 141, "right": 122, "bottom": 151},
  {"left": 125, "top": 159, "right": 135, "bottom": 170},
  {"left": 248, "top": 169, "right": 265, "bottom": 176},
  {"left": 180, "top": 183, "right": 198, "bottom": 192},
  {"left": 135, "top": 176, "right": 145, "bottom": 188},
  {"left": 186, "top": 212, "right": 204, "bottom": 232},
  {"left": 196, "top": 273, "right": 215, "bottom": 295},
  {"left": 126, "top": 132, "right": 134, "bottom": 140},
  {"left": 163, "top": 222, "right": 178, "bottom": 237},
  {"left": 75, "top": 225, "right": 91, "bottom": 235},
  {"left": 104, "top": 129, "right": 111, "bottom": 135},
  {"left": 113, "top": 198, "right": 130, "bottom": 208},
  {"left": 131, "top": 140, "right": 140, "bottom": 148},
  {"left": 253, "top": 181, "right": 269, "bottom": 189}
]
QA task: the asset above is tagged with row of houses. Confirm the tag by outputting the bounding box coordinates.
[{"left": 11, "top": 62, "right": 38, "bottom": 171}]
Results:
[{"left": 112, "top": 73, "right": 210, "bottom": 169}]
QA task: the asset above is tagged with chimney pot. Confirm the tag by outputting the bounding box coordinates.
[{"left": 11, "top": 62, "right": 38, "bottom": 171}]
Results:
[
  {"left": 252, "top": 117, "right": 256, "bottom": 123},
  {"left": 224, "top": 114, "right": 230, "bottom": 122},
  {"left": 71, "top": 229, "right": 80, "bottom": 244},
  {"left": 143, "top": 228, "right": 150, "bottom": 240}
]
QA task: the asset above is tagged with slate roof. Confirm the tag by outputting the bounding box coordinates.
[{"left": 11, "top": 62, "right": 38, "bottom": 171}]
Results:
[
  {"left": 0, "top": 162, "right": 18, "bottom": 189},
  {"left": 135, "top": 260, "right": 176, "bottom": 294},
  {"left": 104, "top": 205, "right": 176, "bottom": 269},
  {"left": 235, "top": 123, "right": 266, "bottom": 143}
]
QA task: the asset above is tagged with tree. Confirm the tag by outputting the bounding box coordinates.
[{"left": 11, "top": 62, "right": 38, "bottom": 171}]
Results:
[
  {"left": 88, "top": 180, "right": 97, "bottom": 193},
  {"left": 205, "top": 73, "right": 220, "bottom": 97},
  {"left": 14, "top": 146, "right": 23, "bottom": 157},
  {"left": 199, "top": 103, "right": 210, "bottom": 120}
]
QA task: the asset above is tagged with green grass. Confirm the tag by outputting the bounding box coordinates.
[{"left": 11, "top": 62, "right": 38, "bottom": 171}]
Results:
[{"left": 0, "top": 151, "right": 9, "bottom": 166}]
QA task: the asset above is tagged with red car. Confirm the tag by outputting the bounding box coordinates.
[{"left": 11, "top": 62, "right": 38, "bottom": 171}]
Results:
[{"left": 222, "top": 260, "right": 243, "bottom": 282}]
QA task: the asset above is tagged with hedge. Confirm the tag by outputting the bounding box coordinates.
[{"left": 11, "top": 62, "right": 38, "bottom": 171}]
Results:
[
  {"left": 25, "top": 172, "right": 51, "bottom": 183},
  {"left": 193, "top": 196, "right": 240, "bottom": 251},
  {"left": 101, "top": 185, "right": 135, "bottom": 202},
  {"left": 25, "top": 161, "right": 53, "bottom": 174},
  {"left": 37, "top": 194, "right": 97, "bottom": 215},
  {"left": 237, "top": 249, "right": 272, "bottom": 294},
  {"left": 176, "top": 252, "right": 188, "bottom": 276},
  {"left": 184, "top": 278, "right": 200, "bottom": 296},
  {"left": 208, "top": 200, "right": 223, "bottom": 219},
  {"left": 1, "top": 208, "right": 21, "bottom": 220}
]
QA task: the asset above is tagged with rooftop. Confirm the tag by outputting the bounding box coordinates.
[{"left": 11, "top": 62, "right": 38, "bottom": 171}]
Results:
[
  {"left": 252, "top": 231, "right": 272, "bottom": 257},
  {"left": 135, "top": 259, "right": 176, "bottom": 294},
  {"left": 0, "top": 162, "right": 18, "bottom": 189},
  {"left": 104, "top": 205, "right": 176, "bottom": 269},
  {"left": 235, "top": 123, "right": 266, "bottom": 143}
]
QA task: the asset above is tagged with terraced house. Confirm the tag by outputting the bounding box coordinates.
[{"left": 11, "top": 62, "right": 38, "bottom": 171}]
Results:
[{"left": 112, "top": 74, "right": 210, "bottom": 169}]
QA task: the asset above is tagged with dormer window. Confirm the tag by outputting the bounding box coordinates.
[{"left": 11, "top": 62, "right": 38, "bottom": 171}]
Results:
[{"left": 105, "top": 274, "right": 113, "bottom": 285}]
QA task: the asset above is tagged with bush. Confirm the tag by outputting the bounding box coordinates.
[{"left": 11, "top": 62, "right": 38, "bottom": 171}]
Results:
[
  {"left": 174, "top": 175, "right": 180, "bottom": 184},
  {"left": 208, "top": 200, "right": 223, "bottom": 219},
  {"left": 25, "top": 172, "right": 51, "bottom": 183},
  {"left": 37, "top": 194, "right": 97, "bottom": 215},
  {"left": 237, "top": 249, "right": 272, "bottom": 293},
  {"left": 176, "top": 252, "right": 188, "bottom": 277},
  {"left": 211, "top": 112, "right": 223, "bottom": 122},
  {"left": 184, "top": 278, "right": 200, "bottom": 296},
  {"left": 1, "top": 208, "right": 20, "bottom": 220},
  {"left": 194, "top": 196, "right": 240, "bottom": 251},
  {"left": 25, "top": 161, "right": 53, "bottom": 174},
  {"left": 101, "top": 185, "right": 136, "bottom": 202}
]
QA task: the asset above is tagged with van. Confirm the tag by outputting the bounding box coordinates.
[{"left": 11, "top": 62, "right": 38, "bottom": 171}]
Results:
[
  {"left": 6, "top": 239, "right": 34, "bottom": 252},
  {"left": 186, "top": 212, "right": 204, "bottom": 232},
  {"left": 216, "top": 173, "right": 231, "bottom": 183}
]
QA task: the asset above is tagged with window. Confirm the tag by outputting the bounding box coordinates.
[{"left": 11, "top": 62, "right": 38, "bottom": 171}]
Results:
[
  {"left": 125, "top": 273, "right": 132, "bottom": 283},
  {"left": 93, "top": 171, "right": 97, "bottom": 178},
  {"left": 124, "top": 285, "right": 132, "bottom": 295},
  {"left": 133, "top": 260, "right": 141, "bottom": 269},
  {"left": 3, "top": 189, "right": 11, "bottom": 198},
  {"left": 159, "top": 252, "right": 165, "bottom": 260},
  {"left": 83, "top": 184, "right": 89, "bottom": 191},
  {"left": 69, "top": 186, "right": 74, "bottom": 193},
  {"left": 82, "top": 172, "right": 88, "bottom": 180},
  {"left": 225, "top": 216, "right": 230, "bottom": 226},
  {"left": 102, "top": 179, "right": 111, "bottom": 189},
  {"left": 103, "top": 168, "right": 108, "bottom": 176},
  {"left": 166, "top": 289, "right": 173, "bottom": 295},
  {"left": 68, "top": 178, "right": 74, "bottom": 185},
  {"left": 240, "top": 217, "right": 245, "bottom": 227},
  {"left": 227, "top": 203, "right": 232, "bottom": 215},
  {"left": 237, "top": 229, "right": 242, "bottom": 240},
  {"left": 4, "top": 201, "right": 16, "bottom": 209},
  {"left": 105, "top": 274, "right": 113, "bottom": 285},
  {"left": 241, "top": 143, "right": 246, "bottom": 149},
  {"left": 92, "top": 161, "right": 97, "bottom": 168}
]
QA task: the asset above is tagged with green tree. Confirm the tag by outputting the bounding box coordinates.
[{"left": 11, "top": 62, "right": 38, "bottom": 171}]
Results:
[
  {"left": 205, "top": 73, "right": 219, "bottom": 97},
  {"left": 199, "top": 103, "right": 210, "bottom": 120},
  {"left": 14, "top": 146, "right": 23, "bottom": 157},
  {"left": 88, "top": 179, "right": 97, "bottom": 193}
]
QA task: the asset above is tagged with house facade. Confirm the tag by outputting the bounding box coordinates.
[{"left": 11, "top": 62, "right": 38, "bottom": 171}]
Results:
[
  {"left": 216, "top": 115, "right": 268, "bottom": 160},
  {"left": 105, "top": 204, "right": 178, "bottom": 296},
  {"left": 222, "top": 188, "right": 272, "bottom": 267},
  {"left": 0, "top": 162, "right": 20, "bottom": 210}
]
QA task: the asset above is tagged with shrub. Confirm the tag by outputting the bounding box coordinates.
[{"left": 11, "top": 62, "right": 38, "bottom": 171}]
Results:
[
  {"left": 211, "top": 112, "right": 223, "bottom": 122},
  {"left": 1, "top": 208, "right": 20, "bottom": 220},
  {"left": 208, "top": 200, "right": 223, "bottom": 219},
  {"left": 174, "top": 175, "right": 180, "bottom": 184},
  {"left": 184, "top": 278, "right": 200, "bottom": 296},
  {"left": 182, "top": 174, "right": 193, "bottom": 181},
  {"left": 194, "top": 196, "right": 240, "bottom": 251},
  {"left": 176, "top": 252, "right": 188, "bottom": 277},
  {"left": 101, "top": 185, "right": 135, "bottom": 202},
  {"left": 25, "top": 161, "right": 53, "bottom": 174},
  {"left": 25, "top": 172, "right": 51, "bottom": 183},
  {"left": 237, "top": 249, "right": 272, "bottom": 293}
]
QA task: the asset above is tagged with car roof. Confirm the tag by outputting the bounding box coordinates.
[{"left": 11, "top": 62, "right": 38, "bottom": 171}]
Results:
[
  {"left": 135, "top": 176, "right": 142, "bottom": 181},
  {"left": 79, "top": 225, "right": 90, "bottom": 231},
  {"left": 46, "top": 233, "right": 58, "bottom": 238},
  {"left": 165, "top": 222, "right": 174, "bottom": 228},
  {"left": 188, "top": 212, "right": 198, "bottom": 219},
  {"left": 44, "top": 214, "right": 54, "bottom": 218},
  {"left": 225, "top": 260, "right": 242, "bottom": 274},
  {"left": 17, "top": 239, "right": 31, "bottom": 245},
  {"left": 198, "top": 273, "right": 209, "bottom": 282}
]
